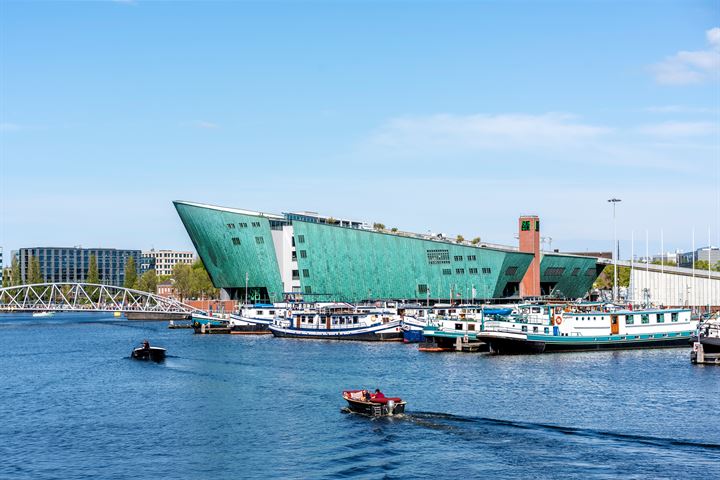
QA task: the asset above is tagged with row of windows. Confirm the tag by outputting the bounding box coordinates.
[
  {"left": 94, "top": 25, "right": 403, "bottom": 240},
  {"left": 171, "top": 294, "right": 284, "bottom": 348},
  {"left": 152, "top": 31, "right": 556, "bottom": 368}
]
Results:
[
  {"left": 226, "top": 221, "right": 259, "bottom": 229},
  {"left": 625, "top": 313, "right": 679, "bottom": 325},
  {"left": 442, "top": 267, "right": 492, "bottom": 275},
  {"left": 231, "top": 237, "right": 241, "bottom": 246},
  {"left": 428, "top": 249, "right": 450, "bottom": 265}
]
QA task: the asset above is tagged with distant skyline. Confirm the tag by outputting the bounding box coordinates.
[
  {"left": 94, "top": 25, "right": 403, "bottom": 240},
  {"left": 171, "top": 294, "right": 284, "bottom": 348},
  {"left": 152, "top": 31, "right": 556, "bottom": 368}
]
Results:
[{"left": 1, "top": 1, "right": 719, "bottom": 266}]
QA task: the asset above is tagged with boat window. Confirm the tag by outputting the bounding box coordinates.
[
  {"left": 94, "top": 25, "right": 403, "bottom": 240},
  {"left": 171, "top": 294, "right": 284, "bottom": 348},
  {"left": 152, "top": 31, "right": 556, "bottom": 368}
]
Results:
[
  {"left": 257, "top": 310, "right": 264, "bottom": 315},
  {"left": 521, "top": 325, "right": 528, "bottom": 332},
  {"left": 641, "top": 314, "right": 649, "bottom": 324},
  {"left": 269, "top": 310, "right": 275, "bottom": 315},
  {"left": 533, "top": 326, "right": 538, "bottom": 333},
  {"left": 353, "top": 318, "right": 358, "bottom": 324},
  {"left": 455, "top": 323, "right": 463, "bottom": 330},
  {"left": 657, "top": 313, "right": 665, "bottom": 323},
  {"left": 532, "top": 307, "right": 541, "bottom": 313},
  {"left": 544, "top": 327, "right": 549, "bottom": 334},
  {"left": 626, "top": 316, "right": 634, "bottom": 325},
  {"left": 671, "top": 313, "right": 678, "bottom": 322},
  {"left": 468, "top": 324, "right": 475, "bottom": 331}
]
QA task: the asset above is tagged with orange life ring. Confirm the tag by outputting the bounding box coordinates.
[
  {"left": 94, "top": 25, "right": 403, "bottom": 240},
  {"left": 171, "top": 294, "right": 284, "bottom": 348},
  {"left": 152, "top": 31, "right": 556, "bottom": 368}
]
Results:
[{"left": 555, "top": 316, "right": 563, "bottom": 325}]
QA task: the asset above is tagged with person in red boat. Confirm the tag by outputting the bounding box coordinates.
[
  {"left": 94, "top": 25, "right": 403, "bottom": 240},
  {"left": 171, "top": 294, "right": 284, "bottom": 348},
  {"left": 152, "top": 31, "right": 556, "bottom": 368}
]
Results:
[{"left": 371, "top": 389, "right": 385, "bottom": 400}]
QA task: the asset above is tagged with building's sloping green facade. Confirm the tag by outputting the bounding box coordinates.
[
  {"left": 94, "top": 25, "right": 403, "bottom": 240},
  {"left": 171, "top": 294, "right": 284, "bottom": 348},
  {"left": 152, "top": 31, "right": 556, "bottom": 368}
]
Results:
[
  {"left": 174, "top": 201, "right": 602, "bottom": 302},
  {"left": 539, "top": 254, "right": 602, "bottom": 299},
  {"left": 174, "top": 202, "right": 284, "bottom": 299},
  {"left": 292, "top": 221, "right": 533, "bottom": 302}
]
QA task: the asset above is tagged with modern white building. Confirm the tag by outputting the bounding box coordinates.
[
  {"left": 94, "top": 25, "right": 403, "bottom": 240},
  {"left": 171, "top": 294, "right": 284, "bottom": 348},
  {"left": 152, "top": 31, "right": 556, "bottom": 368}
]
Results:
[
  {"left": 142, "top": 249, "right": 195, "bottom": 276},
  {"left": 627, "top": 262, "right": 720, "bottom": 308}
]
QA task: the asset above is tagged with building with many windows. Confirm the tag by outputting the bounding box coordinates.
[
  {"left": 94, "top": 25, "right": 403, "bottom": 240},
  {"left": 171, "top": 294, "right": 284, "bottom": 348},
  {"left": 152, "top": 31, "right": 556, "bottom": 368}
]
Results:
[
  {"left": 678, "top": 247, "right": 720, "bottom": 268},
  {"left": 174, "top": 201, "right": 604, "bottom": 303},
  {"left": 142, "top": 249, "right": 195, "bottom": 277},
  {"left": 14, "top": 247, "right": 141, "bottom": 286}
]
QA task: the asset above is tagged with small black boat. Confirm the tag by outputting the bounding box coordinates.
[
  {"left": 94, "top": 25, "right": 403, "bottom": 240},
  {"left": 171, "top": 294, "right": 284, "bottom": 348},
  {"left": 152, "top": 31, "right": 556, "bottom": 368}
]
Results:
[
  {"left": 342, "top": 390, "right": 406, "bottom": 416},
  {"left": 131, "top": 345, "right": 166, "bottom": 362}
]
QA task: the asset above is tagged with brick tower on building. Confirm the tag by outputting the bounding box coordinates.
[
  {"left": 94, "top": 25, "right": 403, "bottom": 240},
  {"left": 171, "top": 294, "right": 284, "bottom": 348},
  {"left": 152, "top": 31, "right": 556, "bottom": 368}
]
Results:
[{"left": 519, "top": 215, "right": 540, "bottom": 297}]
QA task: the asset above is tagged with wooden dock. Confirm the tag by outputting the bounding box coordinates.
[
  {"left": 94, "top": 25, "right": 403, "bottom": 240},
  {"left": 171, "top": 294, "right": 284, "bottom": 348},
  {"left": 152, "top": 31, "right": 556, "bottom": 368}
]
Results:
[{"left": 691, "top": 343, "right": 720, "bottom": 365}]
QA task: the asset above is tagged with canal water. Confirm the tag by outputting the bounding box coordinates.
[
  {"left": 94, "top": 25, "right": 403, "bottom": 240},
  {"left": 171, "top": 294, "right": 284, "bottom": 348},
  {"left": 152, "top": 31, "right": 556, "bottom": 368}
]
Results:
[{"left": 1, "top": 313, "right": 718, "bottom": 479}]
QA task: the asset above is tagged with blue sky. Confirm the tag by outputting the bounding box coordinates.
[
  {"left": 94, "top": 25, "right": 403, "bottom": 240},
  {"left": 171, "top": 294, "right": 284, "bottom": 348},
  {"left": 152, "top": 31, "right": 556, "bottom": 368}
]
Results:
[{"left": 1, "top": 0, "right": 718, "bottom": 264}]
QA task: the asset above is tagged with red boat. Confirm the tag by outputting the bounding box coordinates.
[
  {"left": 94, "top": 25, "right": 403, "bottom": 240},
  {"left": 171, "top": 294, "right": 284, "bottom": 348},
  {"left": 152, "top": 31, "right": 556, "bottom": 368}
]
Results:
[{"left": 342, "top": 390, "right": 406, "bottom": 416}]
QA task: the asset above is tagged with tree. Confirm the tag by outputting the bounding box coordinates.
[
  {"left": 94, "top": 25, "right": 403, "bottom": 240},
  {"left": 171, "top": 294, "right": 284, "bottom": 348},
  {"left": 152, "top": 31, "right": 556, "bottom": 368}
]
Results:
[
  {"left": 2, "top": 268, "right": 11, "bottom": 288},
  {"left": 373, "top": 223, "right": 385, "bottom": 231},
  {"left": 456, "top": 234, "right": 465, "bottom": 243},
  {"left": 137, "top": 269, "right": 158, "bottom": 294},
  {"left": 87, "top": 254, "right": 99, "bottom": 284},
  {"left": 190, "top": 259, "right": 217, "bottom": 299},
  {"left": 27, "top": 255, "right": 43, "bottom": 284},
  {"left": 124, "top": 257, "right": 138, "bottom": 289},
  {"left": 391, "top": 227, "right": 398, "bottom": 233},
  {"left": 11, "top": 257, "right": 20, "bottom": 286},
  {"left": 593, "top": 265, "right": 630, "bottom": 290},
  {"left": 173, "top": 263, "right": 193, "bottom": 301},
  {"left": 471, "top": 237, "right": 481, "bottom": 245}
]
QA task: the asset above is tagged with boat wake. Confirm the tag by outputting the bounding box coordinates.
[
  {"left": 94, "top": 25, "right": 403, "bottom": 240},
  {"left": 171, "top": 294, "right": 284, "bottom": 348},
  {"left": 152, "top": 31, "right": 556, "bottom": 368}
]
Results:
[{"left": 401, "top": 412, "right": 720, "bottom": 451}]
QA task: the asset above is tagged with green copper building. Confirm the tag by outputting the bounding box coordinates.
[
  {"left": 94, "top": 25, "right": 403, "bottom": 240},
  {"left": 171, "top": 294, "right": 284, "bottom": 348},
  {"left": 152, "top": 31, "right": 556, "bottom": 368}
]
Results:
[{"left": 174, "top": 201, "right": 603, "bottom": 303}]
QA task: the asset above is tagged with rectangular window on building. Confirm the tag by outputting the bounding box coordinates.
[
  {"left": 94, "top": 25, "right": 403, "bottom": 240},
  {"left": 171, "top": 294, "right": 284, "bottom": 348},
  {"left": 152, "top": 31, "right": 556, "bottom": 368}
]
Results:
[
  {"left": 467, "top": 255, "right": 477, "bottom": 261},
  {"left": 299, "top": 250, "right": 307, "bottom": 259},
  {"left": 418, "top": 284, "right": 428, "bottom": 294},
  {"left": 239, "top": 222, "right": 248, "bottom": 228},
  {"left": 535, "top": 220, "right": 540, "bottom": 231},
  {"left": 304, "top": 286, "right": 312, "bottom": 294},
  {"left": 227, "top": 223, "right": 235, "bottom": 229},
  {"left": 544, "top": 267, "right": 566, "bottom": 276},
  {"left": 231, "top": 237, "right": 241, "bottom": 245},
  {"left": 298, "top": 235, "right": 305, "bottom": 244},
  {"left": 482, "top": 267, "right": 492, "bottom": 274},
  {"left": 505, "top": 266, "right": 518, "bottom": 276},
  {"left": 442, "top": 268, "right": 451, "bottom": 275},
  {"left": 469, "top": 268, "right": 478, "bottom": 274},
  {"left": 585, "top": 268, "right": 596, "bottom": 277},
  {"left": 454, "top": 255, "right": 463, "bottom": 262},
  {"left": 252, "top": 221, "right": 261, "bottom": 227},
  {"left": 302, "top": 269, "right": 310, "bottom": 278},
  {"left": 291, "top": 251, "right": 297, "bottom": 261},
  {"left": 255, "top": 237, "right": 265, "bottom": 244},
  {"left": 521, "top": 220, "right": 530, "bottom": 231},
  {"left": 292, "top": 270, "right": 299, "bottom": 280},
  {"left": 571, "top": 267, "right": 580, "bottom": 276},
  {"left": 427, "top": 249, "right": 450, "bottom": 264},
  {"left": 455, "top": 268, "right": 465, "bottom": 275}
]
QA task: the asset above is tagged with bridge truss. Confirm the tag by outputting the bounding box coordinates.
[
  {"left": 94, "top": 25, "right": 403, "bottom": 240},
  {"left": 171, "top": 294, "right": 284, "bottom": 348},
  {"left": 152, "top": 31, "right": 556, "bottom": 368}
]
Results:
[{"left": 0, "top": 283, "right": 201, "bottom": 314}]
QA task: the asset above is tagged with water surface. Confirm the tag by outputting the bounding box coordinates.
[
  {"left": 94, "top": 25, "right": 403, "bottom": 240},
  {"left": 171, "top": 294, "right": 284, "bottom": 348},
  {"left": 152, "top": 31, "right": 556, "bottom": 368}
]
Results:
[{"left": 1, "top": 313, "right": 718, "bottom": 479}]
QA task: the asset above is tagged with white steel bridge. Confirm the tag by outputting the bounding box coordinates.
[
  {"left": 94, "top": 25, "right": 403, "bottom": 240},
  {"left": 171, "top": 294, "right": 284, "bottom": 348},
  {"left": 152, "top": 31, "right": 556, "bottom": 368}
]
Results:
[{"left": 0, "top": 283, "right": 202, "bottom": 315}]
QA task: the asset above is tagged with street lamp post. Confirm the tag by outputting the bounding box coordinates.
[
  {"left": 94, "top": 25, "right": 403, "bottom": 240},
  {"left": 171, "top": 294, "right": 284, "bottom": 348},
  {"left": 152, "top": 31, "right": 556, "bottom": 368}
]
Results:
[{"left": 608, "top": 198, "right": 622, "bottom": 302}]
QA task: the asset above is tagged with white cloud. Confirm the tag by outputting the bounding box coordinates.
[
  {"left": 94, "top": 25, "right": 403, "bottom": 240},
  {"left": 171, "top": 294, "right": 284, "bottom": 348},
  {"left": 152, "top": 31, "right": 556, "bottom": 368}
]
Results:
[
  {"left": 651, "top": 27, "right": 720, "bottom": 85},
  {"left": 637, "top": 121, "right": 718, "bottom": 136},
  {"left": 369, "top": 113, "right": 611, "bottom": 152}
]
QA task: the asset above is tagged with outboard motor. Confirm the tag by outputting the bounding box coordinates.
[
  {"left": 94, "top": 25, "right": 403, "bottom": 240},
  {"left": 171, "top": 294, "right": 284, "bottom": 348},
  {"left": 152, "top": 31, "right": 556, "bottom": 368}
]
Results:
[{"left": 386, "top": 399, "right": 395, "bottom": 415}]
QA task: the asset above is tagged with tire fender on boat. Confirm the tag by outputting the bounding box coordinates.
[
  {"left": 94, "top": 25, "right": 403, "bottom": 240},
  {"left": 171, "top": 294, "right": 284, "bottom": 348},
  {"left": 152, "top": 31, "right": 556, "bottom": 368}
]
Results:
[{"left": 555, "top": 316, "right": 563, "bottom": 325}]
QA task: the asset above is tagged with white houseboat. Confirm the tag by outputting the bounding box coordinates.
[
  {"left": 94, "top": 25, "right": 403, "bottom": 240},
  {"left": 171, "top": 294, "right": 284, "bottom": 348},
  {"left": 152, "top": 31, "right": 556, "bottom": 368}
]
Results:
[
  {"left": 269, "top": 303, "right": 404, "bottom": 341},
  {"left": 477, "top": 303, "right": 697, "bottom": 354}
]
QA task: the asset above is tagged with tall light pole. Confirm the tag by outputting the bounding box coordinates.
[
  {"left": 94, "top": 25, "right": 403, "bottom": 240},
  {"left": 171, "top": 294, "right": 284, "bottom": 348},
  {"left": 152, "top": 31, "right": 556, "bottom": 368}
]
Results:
[{"left": 608, "top": 198, "right": 622, "bottom": 302}]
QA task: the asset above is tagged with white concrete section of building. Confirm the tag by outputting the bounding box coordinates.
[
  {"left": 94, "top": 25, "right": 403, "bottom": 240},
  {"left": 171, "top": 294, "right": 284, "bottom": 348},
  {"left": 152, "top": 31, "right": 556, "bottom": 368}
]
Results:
[
  {"left": 271, "top": 225, "right": 301, "bottom": 294},
  {"left": 629, "top": 266, "right": 720, "bottom": 307},
  {"left": 143, "top": 249, "right": 195, "bottom": 276}
]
